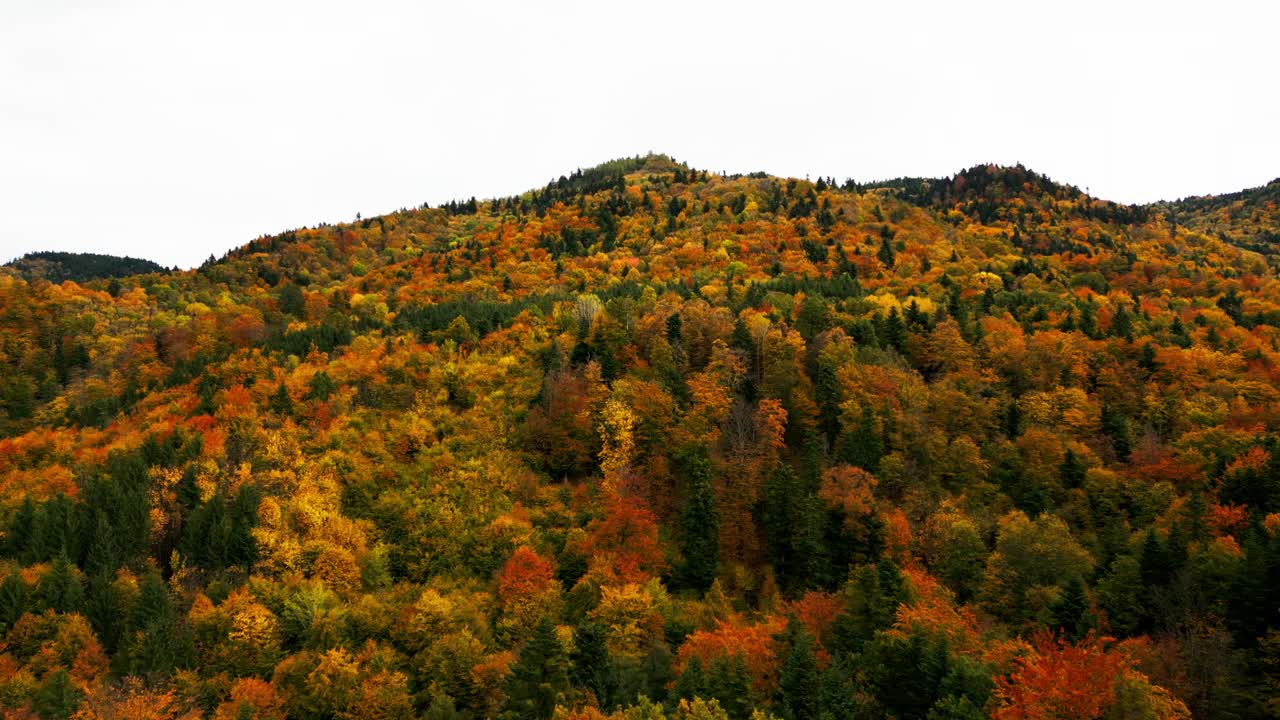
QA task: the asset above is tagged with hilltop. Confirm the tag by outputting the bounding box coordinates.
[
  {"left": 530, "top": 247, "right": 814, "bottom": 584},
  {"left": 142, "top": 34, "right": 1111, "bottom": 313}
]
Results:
[
  {"left": 3, "top": 251, "right": 168, "bottom": 284},
  {"left": 0, "top": 155, "right": 1278, "bottom": 719}
]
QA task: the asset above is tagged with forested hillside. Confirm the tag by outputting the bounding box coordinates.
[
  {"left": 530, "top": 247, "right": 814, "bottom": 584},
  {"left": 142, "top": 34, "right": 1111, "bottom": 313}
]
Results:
[
  {"left": 4, "top": 252, "right": 168, "bottom": 284},
  {"left": 2, "top": 154, "right": 1280, "bottom": 719}
]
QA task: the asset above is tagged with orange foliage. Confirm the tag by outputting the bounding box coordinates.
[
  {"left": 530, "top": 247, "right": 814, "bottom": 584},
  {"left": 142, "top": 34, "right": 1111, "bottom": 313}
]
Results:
[
  {"left": 498, "top": 546, "right": 557, "bottom": 603},
  {"left": 993, "top": 633, "right": 1127, "bottom": 720},
  {"left": 1208, "top": 502, "right": 1250, "bottom": 537},
  {"left": 676, "top": 615, "right": 788, "bottom": 694},
  {"left": 583, "top": 494, "right": 667, "bottom": 585}
]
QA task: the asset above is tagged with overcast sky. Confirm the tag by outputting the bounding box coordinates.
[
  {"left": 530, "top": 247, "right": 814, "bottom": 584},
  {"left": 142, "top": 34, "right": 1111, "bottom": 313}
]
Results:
[{"left": 2, "top": 0, "right": 1277, "bottom": 269}]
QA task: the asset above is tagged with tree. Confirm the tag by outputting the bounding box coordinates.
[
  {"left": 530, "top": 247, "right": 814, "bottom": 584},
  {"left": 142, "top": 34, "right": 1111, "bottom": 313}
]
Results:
[
  {"left": 776, "top": 622, "right": 820, "bottom": 720},
  {"left": 1059, "top": 449, "right": 1087, "bottom": 490},
  {"left": 38, "top": 555, "right": 84, "bottom": 614},
  {"left": 703, "top": 655, "right": 754, "bottom": 720},
  {"left": 0, "top": 572, "right": 31, "bottom": 632},
  {"left": 863, "top": 629, "right": 952, "bottom": 719},
  {"left": 681, "top": 454, "right": 720, "bottom": 592},
  {"left": 1097, "top": 555, "right": 1145, "bottom": 636},
  {"left": 1052, "top": 576, "right": 1094, "bottom": 641},
  {"left": 33, "top": 668, "right": 82, "bottom": 720},
  {"left": 505, "top": 617, "right": 571, "bottom": 719},
  {"left": 992, "top": 633, "right": 1126, "bottom": 720},
  {"left": 1100, "top": 404, "right": 1131, "bottom": 462},
  {"left": 762, "top": 463, "right": 803, "bottom": 590},
  {"left": 980, "top": 511, "right": 1094, "bottom": 625},
  {"left": 838, "top": 406, "right": 883, "bottom": 471},
  {"left": 832, "top": 560, "right": 905, "bottom": 656},
  {"left": 570, "top": 621, "right": 615, "bottom": 709},
  {"left": 279, "top": 283, "right": 306, "bottom": 318}
]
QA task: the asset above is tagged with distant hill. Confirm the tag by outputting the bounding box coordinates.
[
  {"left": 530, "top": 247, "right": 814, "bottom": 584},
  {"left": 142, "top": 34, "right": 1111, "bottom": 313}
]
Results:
[
  {"left": 4, "top": 251, "right": 167, "bottom": 283},
  {"left": 1158, "top": 178, "right": 1280, "bottom": 254}
]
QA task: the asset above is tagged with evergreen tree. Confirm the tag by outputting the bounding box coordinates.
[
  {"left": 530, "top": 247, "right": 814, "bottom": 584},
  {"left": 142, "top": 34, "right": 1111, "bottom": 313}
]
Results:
[
  {"left": 1111, "top": 304, "right": 1134, "bottom": 341},
  {"left": 880, "top": 308, "right": 907, "bottom": 352},
  {"left": 791, "top": 495, "right": 833, "bottom": 591},
  {"left": 777, "top": 623, "right": 821, "bottom": 720},
  {"left": 570, "top": 621, "right": 614, "bottom": 709},
  {"left": 878, "top": 233, "right": 896, "bottom": 268},
  {"left": 85, "top": 571, "right": 126, "bottom": 654},
  {"left": 0, "top": 573, "right": 31, "bottom": 632},
  {"left": 1100, "top": 404, "right": 1132, "bottom": 462},
  {"left": 6, "top": 496, "right": 38, "bottom": 561},
  {"left": 122, "top": 571, "right": 192, "bottom": 676},
  {"left": 704, "top": 655, "right": 753, "bottom": 720},
  {"left": 865, "top": 631, "right": 951, "bottom": 719},
  {"left": 832, "top": 560, "right": 905, "bottom": 656},
  {"left": 672, "top": 656, "right": 708, "bottom": 702},
  {"left": 1052, "top": 576, "right": 1094, "bottom": 641},
  {"left": 269, "top": 382, "right": 293, "bottom": 416},
  {"left": 504, "top": 617, "right": 571, "bottom": 719},
  {"left": 176, "top": 465, "right": 202, "bottom": 513},
  {"left": 83, "top": 510, "right": 119, "bottom": 577},
  {"left": 1140, "top": 529, "right": 1173, "bottom": 589},
  {"left": 278, "top": 283, "right": 306, "bottom": 318},
  {"left": 1098, "top": 555, "right": 1145, "bottom": 636},
  {"left": 37, "top": 556, "right": 83, "bottom": 614},
  {"left": 838, "top": 406, "right": 883, "bottom": 472},
  {"left": 1058, "top": 448, "right": 1087, "bottom": 490},
  {"left": 680, "top": 454, "right": 720, "bottom": 592},
  {"left": 762, "top": 463, "right": 802, "bottom": 589},
  {"left": 228, "top": 483, "right": 262, "bottom": 569},
  {"left": 33, "top": 668, "right": 82, "bottom": 720}
]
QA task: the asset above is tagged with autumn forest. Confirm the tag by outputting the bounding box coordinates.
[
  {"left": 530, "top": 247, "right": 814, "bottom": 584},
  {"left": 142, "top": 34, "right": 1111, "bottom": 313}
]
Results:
[{"left": 3, "top": 154, "right": 1280, "bottom": 719}]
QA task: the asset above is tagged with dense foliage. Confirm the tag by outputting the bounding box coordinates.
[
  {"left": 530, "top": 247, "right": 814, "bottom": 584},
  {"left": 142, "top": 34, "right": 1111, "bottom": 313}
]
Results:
[
  {"left": 4, "top": 252, "right": 168, "bottom": 284},
  {"left": 1, "top": 154, "right": 1279, "bottom": 718}
]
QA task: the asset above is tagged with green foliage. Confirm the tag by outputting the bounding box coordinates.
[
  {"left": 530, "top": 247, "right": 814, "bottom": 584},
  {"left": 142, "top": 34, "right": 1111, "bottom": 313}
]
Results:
[
  {"left": 680, "top": 454, "right": 720, "bottom": 593},
  {"left": 504, "top": 618, "right": 571, "bottom": 719}
]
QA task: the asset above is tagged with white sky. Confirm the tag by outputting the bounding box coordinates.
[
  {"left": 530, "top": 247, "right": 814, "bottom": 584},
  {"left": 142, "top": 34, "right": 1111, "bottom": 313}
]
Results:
[{"left": 2, "top": 0, "right": 1277, "bottom": 269}]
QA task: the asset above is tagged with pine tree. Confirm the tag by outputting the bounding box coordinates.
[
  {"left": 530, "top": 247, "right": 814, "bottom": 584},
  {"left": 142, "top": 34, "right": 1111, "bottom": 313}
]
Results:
[
  {"left": 880, "top": 308, "right": 907, "bottom": 352},
  {"left": 1111, "top": 305, "right": 1134, "bottom": 341},
  {"left": 37, "top": 555, "right": 83, "bottom": 614},
  {"left": 777, "top": 623, "right": 821, "bottom": 720},
  {"left": 1058, "top": 449, "right": 1087, "bottom": 489},
  {"left": 228, "top": 483, "right": 261, "bottom": 569},
  {"left": 7, "top": 496, "right": 38, "bottom": 560},
  {"left": 1098, "top": 555, "right": 1145, "bottom": 636},
  {"left": 176, "top": 465, "right": 202, "bottom": 513},
  {"left": 33, "top": 668, "right": 82, "bottom": 720},
  {"left": 705, "top": 655, "right": 753, "bottom": 720},
  {"left": 672, "top": 656, "right": 708, "bottom": 702},
  {"left": 269, "top": 382, "right": 293, "bottom": 416},
  {"left": 504, "top": 617, "right": 571, "bottom": 719},
  {"left": 0, "top": 573, "right": 30, "bottom": 632},
  {"left": 85, "top": 571, "right": 126, "bottom": 654},
  {"left": 83, "top": 510, "right": 119, "bottom": 576},
  {"left": 680, "top": 454, "right": 720, "bottom": 593},
  {"left": 1100, "top": 404, "right": 1132, "bottom": 462},
  {"left": 878, "top": 234, "right": 896, "bottom": 268},
  {"left": 833, "top": 560, "right": 905, "bottom": 656},
  {"left": 1052, "top": 576, "right": 1094, "bottom": 641},
  {"left": 838, "top": 406, "right": 883, "bottom": 472},
  {"left": 570, "top": 621, "right": 614, "bottom": 709},
  {"left": 123, "top": 571, "right": 192, "bottom": 676},
  {"left": 1139, "top": 529, "right": 1173, "bottom": 589},
  {"left": 763, "top": 464, "right": 802, "bottom": 590}
]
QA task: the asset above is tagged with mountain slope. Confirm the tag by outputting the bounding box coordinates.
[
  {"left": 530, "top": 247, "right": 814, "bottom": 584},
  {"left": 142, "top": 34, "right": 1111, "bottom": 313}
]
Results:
[{"left": 0, "top": 155, "right": 1276, "bottom": 719}]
